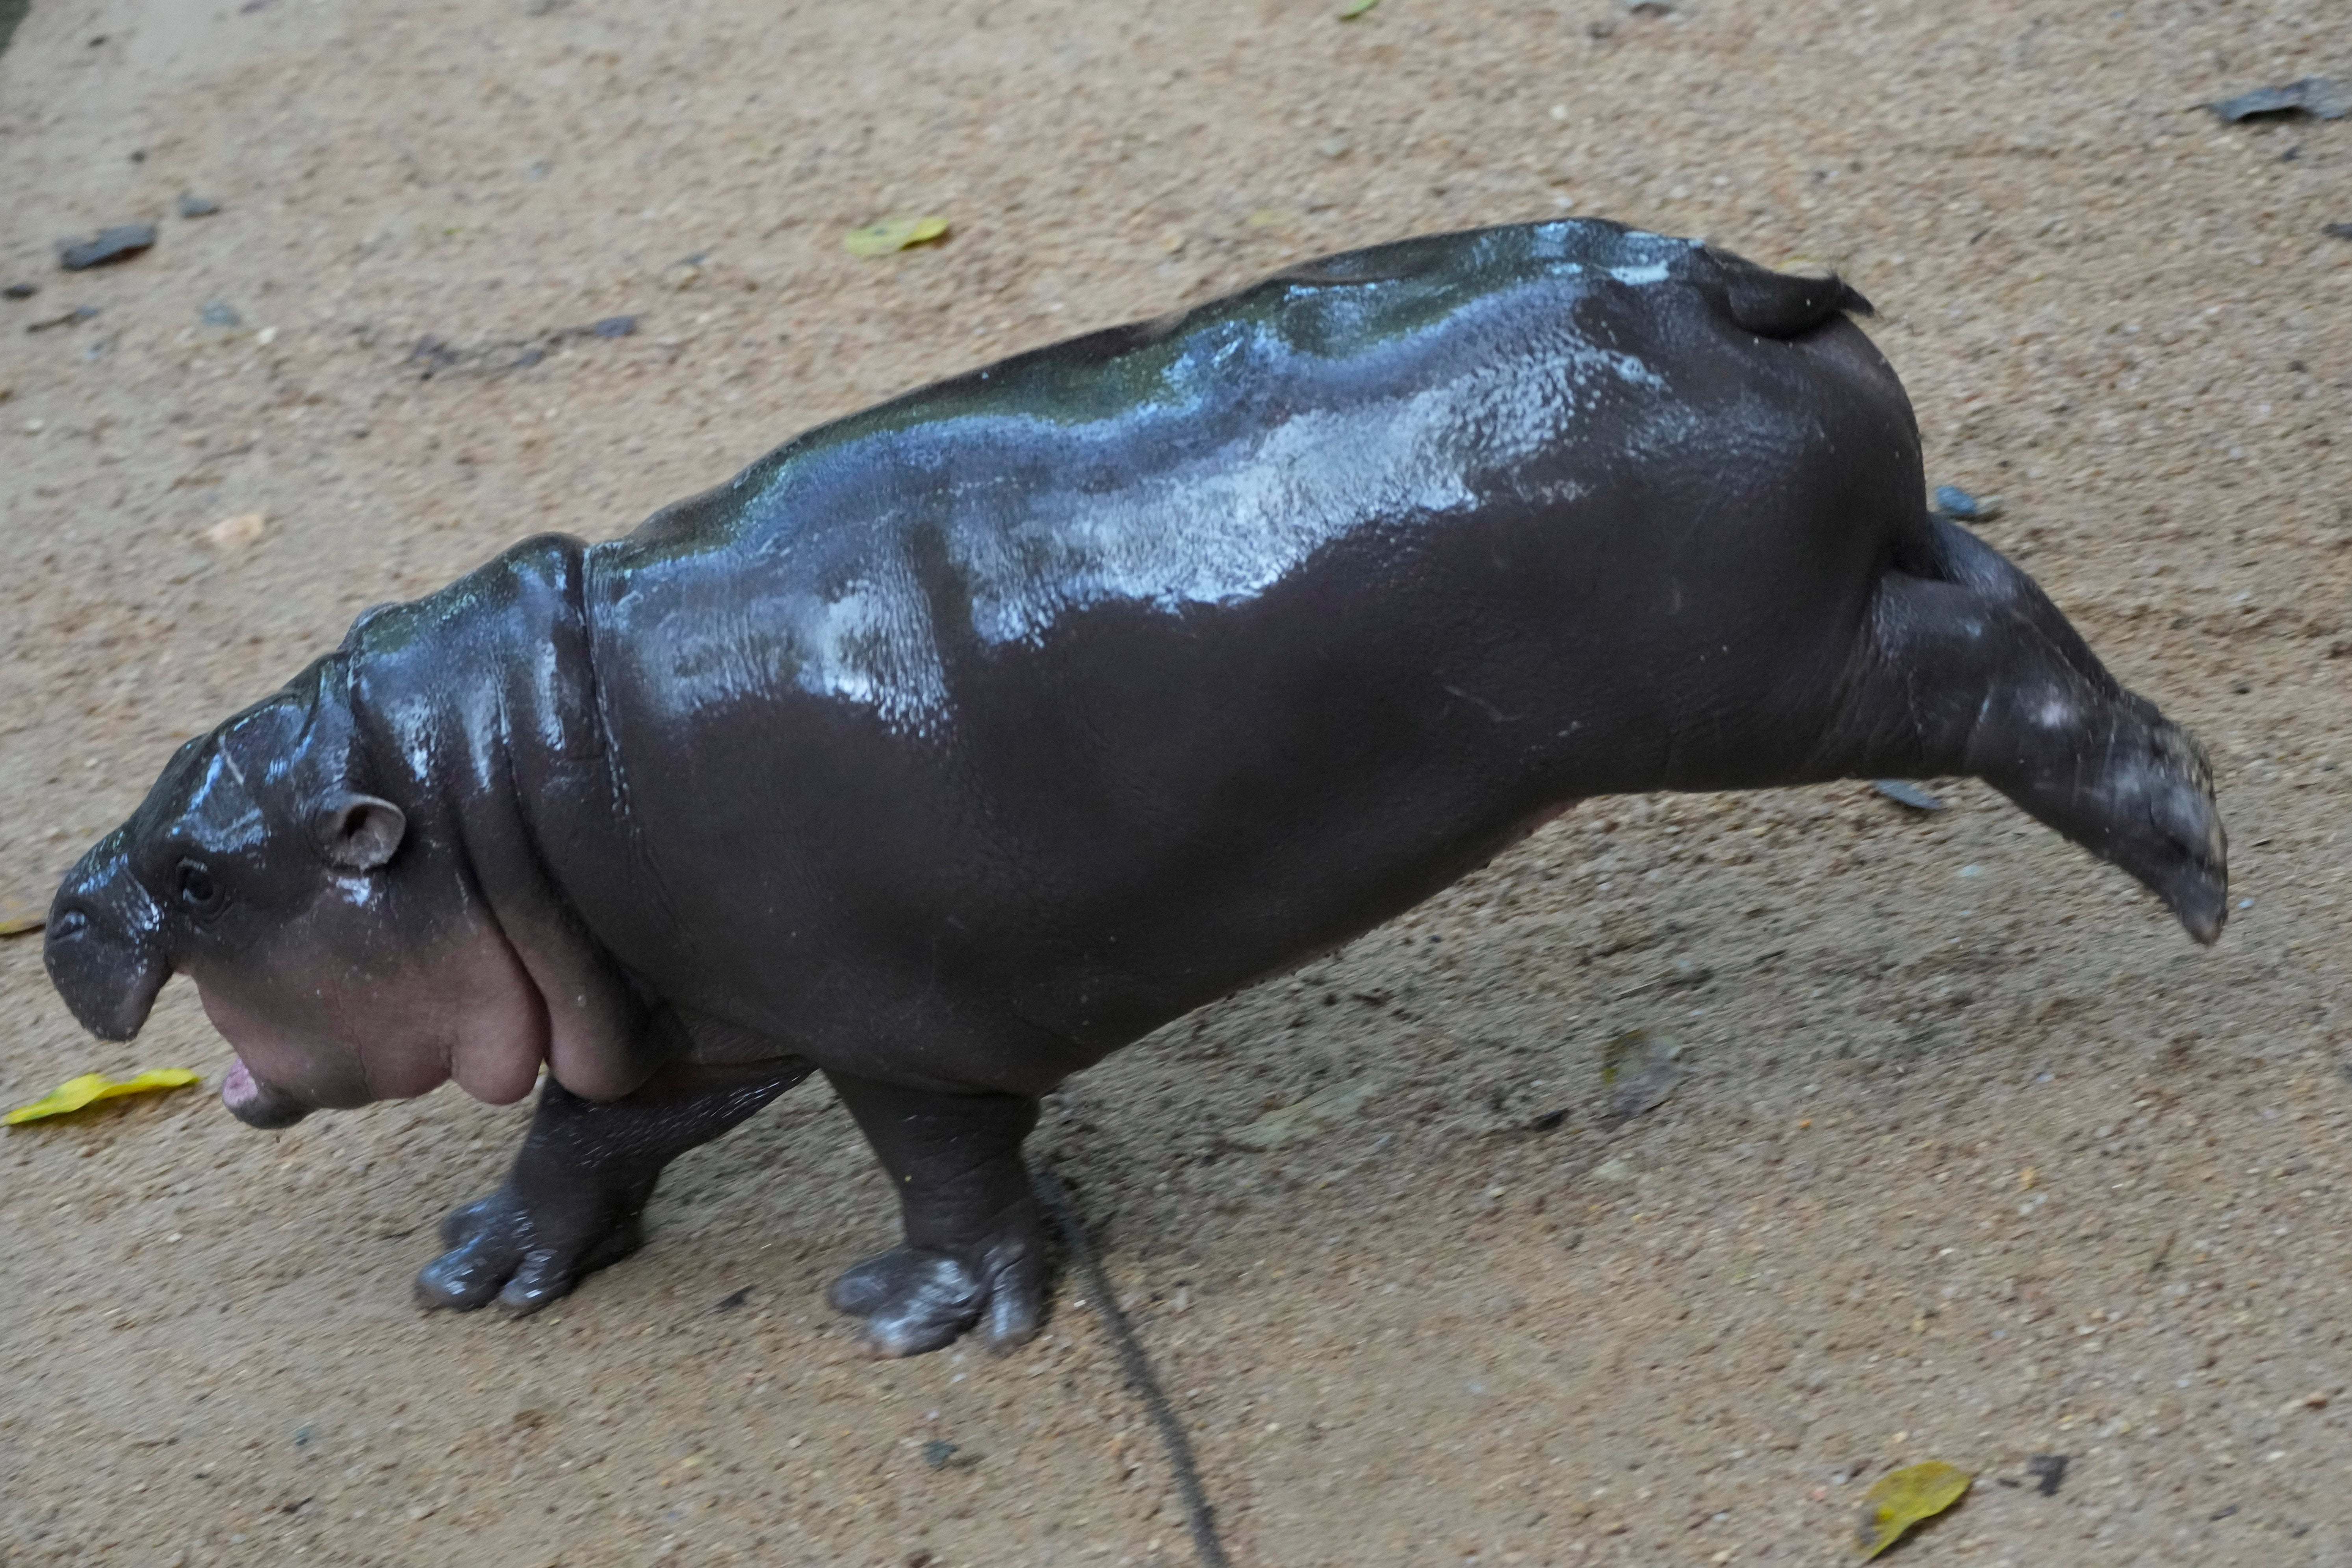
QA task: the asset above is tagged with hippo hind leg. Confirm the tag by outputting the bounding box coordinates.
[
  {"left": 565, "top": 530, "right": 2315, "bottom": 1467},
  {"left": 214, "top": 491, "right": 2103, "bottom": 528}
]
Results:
[
  {"left": 416, "top": 1058, "right": 809, "bottom": 1316},
  {"left": 1811, "top": 513, "right": 2228, "bottom": 943},
  {"left": 824, "top": 1073, "right": 1048, "bottom": 1357}
]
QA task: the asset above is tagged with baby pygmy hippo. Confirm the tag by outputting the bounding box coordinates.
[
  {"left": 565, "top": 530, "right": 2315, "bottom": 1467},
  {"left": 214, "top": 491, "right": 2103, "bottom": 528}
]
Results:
[{"left": 48, "top": 219, "right": 2225, "bottom": 1355}]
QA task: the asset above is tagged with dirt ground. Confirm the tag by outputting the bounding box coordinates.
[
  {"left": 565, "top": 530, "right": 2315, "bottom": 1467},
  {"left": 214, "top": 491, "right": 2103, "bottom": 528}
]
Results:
[{"left": 2, "top": 0, "right": 2348, "bottom": 1564}]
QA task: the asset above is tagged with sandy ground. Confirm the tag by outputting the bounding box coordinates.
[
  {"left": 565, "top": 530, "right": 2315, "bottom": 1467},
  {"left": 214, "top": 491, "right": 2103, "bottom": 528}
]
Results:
[{"left": 2, "top": 1, "right": 2348, "bottom": 1564}]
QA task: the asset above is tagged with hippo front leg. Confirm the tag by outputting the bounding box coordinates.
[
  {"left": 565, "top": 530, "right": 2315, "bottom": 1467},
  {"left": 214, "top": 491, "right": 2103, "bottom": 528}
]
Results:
[
  {"left": 416, "top": 1058, "right": 810, "bottom": 1317},
  {"left": 824, "top": 1073, "right": 1048, "bottom": 1358}
]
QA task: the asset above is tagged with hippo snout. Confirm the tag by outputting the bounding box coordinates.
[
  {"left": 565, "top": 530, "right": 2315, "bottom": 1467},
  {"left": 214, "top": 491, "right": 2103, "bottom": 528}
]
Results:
[{"left": 43, "top": 896, "right": 169, "bottom": 1043}]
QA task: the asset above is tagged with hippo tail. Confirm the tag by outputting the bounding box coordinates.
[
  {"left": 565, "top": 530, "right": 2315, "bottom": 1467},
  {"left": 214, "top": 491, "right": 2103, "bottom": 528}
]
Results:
[{"left": 1699, "top": 245, "right": 1874, "bottom": 338}]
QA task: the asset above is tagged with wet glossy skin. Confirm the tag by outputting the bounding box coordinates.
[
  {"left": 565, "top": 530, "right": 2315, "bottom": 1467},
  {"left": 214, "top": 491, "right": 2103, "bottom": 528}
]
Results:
[{"left": 47, "top": 219, "right": 2226, "bottom": 1354}]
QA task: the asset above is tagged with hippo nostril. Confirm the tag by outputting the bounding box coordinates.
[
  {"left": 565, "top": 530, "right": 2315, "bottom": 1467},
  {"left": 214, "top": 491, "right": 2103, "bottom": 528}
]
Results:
[{"left": 49, "top": 908, "right": 90, "bottom": 940}]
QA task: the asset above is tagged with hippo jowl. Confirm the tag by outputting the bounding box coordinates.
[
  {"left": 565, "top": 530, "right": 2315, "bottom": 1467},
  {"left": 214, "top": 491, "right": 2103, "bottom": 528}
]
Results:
[{"left": 46, "top": 219, "right": 2225, "bottom": 1356}]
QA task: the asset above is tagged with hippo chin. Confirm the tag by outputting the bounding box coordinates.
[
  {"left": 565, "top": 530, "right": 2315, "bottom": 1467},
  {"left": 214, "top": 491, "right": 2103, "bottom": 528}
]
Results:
[{"left": 46, "top": 219, "right": 2225, "bottom": 1356}]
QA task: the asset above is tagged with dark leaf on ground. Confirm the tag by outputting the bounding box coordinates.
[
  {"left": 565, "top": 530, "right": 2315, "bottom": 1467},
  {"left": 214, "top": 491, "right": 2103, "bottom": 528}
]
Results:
[
  {"left": 26, "top": 305, "right": 98, "bottom": 332},
  {"left": 709, "top": 1286, "right": 752, "bottom": 1314},
  {"left": 2, "top": 282, "right": 36, "bottom": 300},
  {"left": 2207, "top": 77, "right": 2348, "bottom": 123},
  {"left": 921, "top": 1439, "right": 973, "bottom": 1470},
  {"left": 2026, "top": 1453, "right": 2069, "bottom": 1496},
  {"left": 2325, "top": 223, "right": 2352, "bottom": 241},
  {"left": 405, "top": 317, "right": 641, "bottom": 378},
  {"left": 1873, "top": 779, "right": 1948, "bottom": 812},
  {"left": 1600, "top": 1028, "right": 1683, "bottom": 1121},
  {"left": 56, "top": 224, "right": 157, "bottom": 270}
]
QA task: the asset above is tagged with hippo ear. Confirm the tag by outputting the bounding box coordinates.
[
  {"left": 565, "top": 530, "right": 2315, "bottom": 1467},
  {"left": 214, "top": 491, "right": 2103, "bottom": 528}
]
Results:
[{"left": 315, "top": 792, "right": 407, "bottom": 871}]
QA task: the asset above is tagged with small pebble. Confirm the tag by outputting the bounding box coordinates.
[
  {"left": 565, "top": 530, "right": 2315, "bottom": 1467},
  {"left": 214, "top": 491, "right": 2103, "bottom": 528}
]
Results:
[
  {"left": 1932, "top": 484, "right": 2005, "bottom": 522},
  {"left": 199, "top": 301, "right": 242, "bottom": 328},
  {"left": 56, "top": 224, "right": 157, "bottom": 270},
  {"left": 1663, "top": 957, "right": 1713, "bottom": 989},
  {"left": 2, "top": 283, "right": 36, "bottom": 300},
  {"left": 201, "top": 512, "right": 268, "bottom": 549},
  {"left": 590, "top": 314, "right": 638, "bottom": 338},
  {"left": 177, "top": 193, "right": 223, "bottom": 219}
]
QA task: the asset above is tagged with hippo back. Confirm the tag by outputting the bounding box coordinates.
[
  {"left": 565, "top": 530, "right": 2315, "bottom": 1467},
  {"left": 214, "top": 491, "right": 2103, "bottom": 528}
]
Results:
[{"left": 561, "top": 219, "right": 1911, "bottom": 1081}]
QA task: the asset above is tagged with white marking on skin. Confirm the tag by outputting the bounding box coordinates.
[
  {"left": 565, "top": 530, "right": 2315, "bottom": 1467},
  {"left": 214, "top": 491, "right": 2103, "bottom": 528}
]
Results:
[
  {"left": 795, "top": 577, "right": 953, "bottom": 731},
  {"left": 950, "top": 334, "right": 1658, "bottom": 650},
  {"left": 963, "top": 382, "right": 1509, "bottom": 646},
  {"left": 190, "top": 751, "right": 270, "bottom": 855},
  {"left": 1607, "top": 262, "right": 1673, "bottom": 285}
]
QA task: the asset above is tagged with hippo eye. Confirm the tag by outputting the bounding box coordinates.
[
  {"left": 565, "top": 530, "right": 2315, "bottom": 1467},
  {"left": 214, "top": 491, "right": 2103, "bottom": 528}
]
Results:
[{"left": 174, "top": 860, "right": 222, "bottom": 914}]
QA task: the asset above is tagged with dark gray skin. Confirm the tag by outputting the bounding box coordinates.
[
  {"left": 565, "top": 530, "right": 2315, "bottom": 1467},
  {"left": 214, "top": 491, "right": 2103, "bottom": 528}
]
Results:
[{"left": 46, "top": 220, "right": 2228, "bottom": 1357}]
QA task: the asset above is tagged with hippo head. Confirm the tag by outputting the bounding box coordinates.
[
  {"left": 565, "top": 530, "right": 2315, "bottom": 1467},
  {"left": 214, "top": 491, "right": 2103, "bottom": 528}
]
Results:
[{"left": 44, "top": 659, "right": 548, "bottom": 1128}]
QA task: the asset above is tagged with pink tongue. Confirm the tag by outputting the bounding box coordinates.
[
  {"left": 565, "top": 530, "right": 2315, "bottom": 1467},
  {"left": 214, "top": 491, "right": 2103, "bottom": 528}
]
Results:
[{"left": 221, "top": 1059, "right": 260, "bottom": 1109}]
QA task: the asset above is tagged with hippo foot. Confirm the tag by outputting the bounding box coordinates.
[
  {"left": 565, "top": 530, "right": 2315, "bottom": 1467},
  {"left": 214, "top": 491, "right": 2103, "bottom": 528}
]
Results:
[
  {"left": 413, "top": 1185, "right": 645, "bottom": 1318},
  {"left": 827, "top": 1207, "right": 1047, "bottom": 1358}
]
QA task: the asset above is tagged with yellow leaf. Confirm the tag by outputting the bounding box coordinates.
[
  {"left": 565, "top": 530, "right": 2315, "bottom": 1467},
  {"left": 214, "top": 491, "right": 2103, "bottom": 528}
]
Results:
[
  {"left": 1338, "top": 0, "right": 1379, "bottom": 15},
  {"left": 1855, "top": 1461, "right": 1971, "bottom": 1558},
  {"left": 0, "top": 914, "right": 43, "bottom": 938},
  {"left": 6, "top": 1070, "right": 202, "bottom": 1125},
  {"left": 843, "top": 215, "right": 950, "bottom": 257}
]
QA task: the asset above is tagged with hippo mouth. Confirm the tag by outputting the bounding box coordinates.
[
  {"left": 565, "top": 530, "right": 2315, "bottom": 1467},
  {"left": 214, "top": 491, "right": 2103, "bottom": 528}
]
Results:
[{"left": 221, "top": 1058, "right": 315, "bottom": 1130}]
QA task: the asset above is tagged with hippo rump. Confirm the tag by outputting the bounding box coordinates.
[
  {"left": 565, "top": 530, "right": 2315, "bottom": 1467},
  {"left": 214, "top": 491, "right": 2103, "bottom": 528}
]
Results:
[{"left": 46, "top": 219, "right": 2226, "bottom": 1356}]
